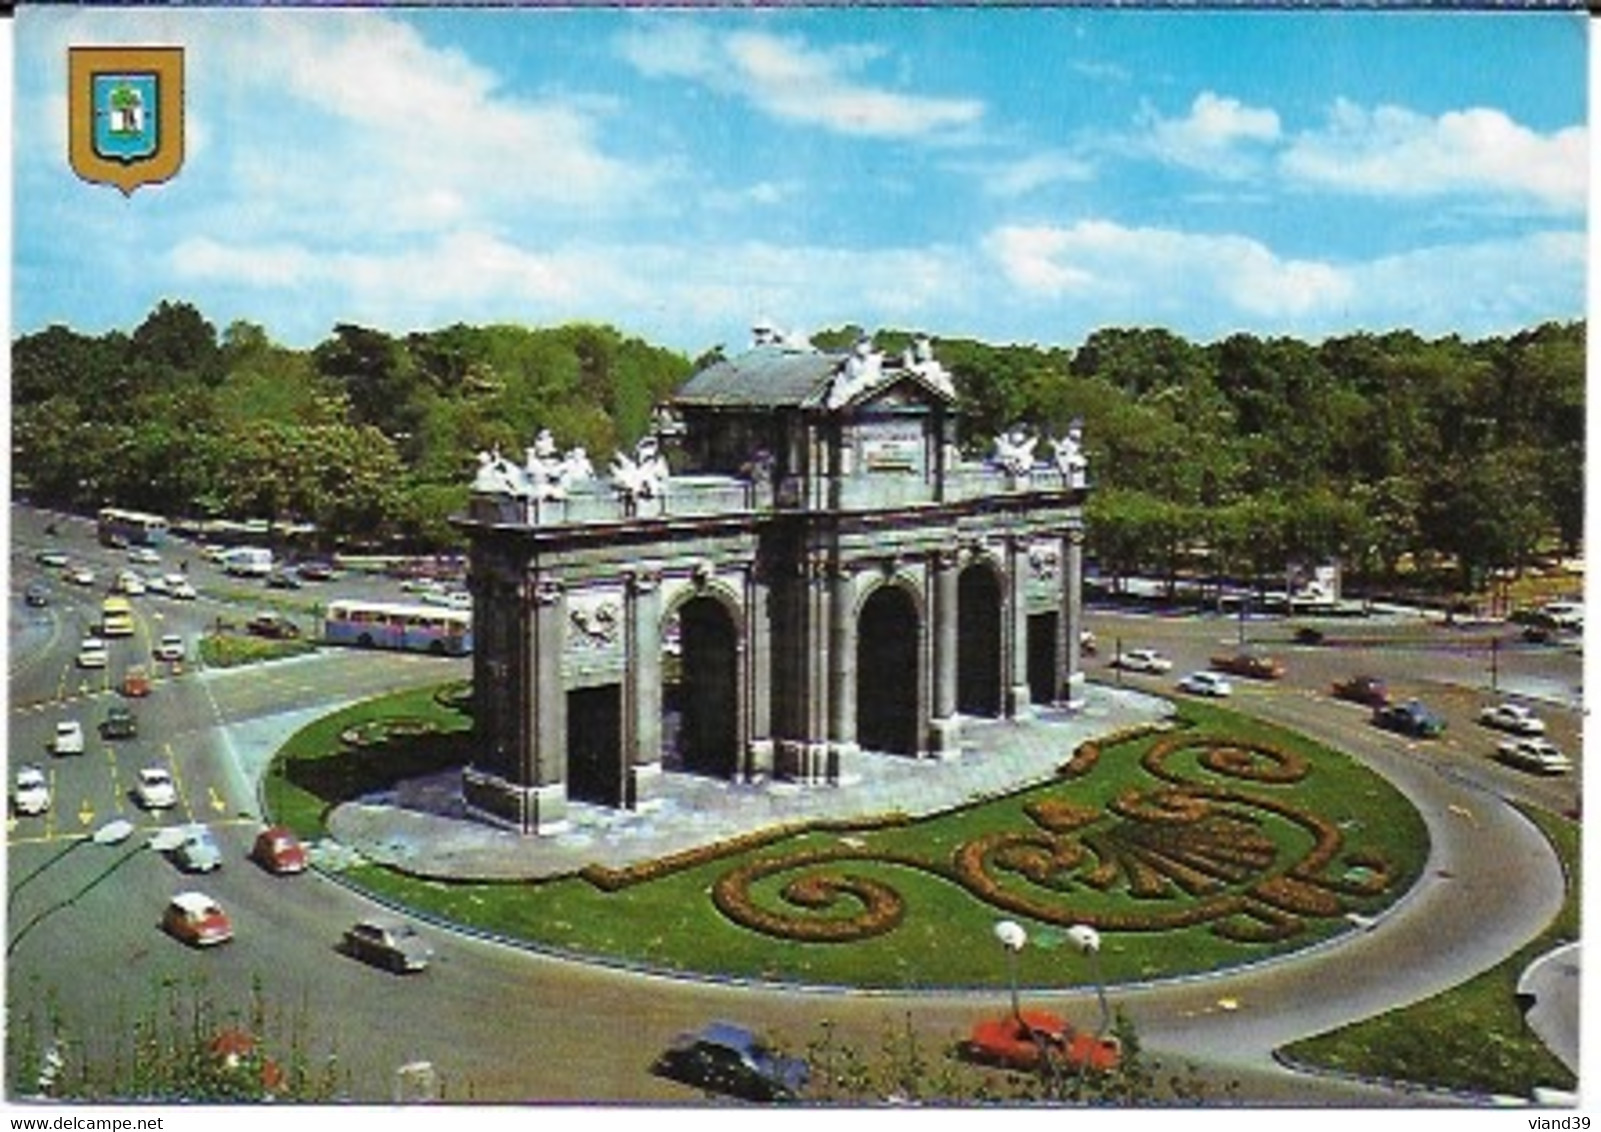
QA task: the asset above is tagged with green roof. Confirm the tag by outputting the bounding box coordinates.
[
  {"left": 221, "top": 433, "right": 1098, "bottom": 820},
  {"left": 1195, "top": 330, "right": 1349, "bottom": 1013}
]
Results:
[{"left": 673, "top": 345, "right": 840, "bottom": 408}]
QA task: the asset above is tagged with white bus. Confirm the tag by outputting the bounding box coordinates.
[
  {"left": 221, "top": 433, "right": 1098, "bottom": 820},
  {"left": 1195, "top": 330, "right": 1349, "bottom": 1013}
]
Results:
[
  {"left": 97, "top": 507, "right": 170, "bottom": 548},
  {"left": 323, "top": 600, "right": 472, "bottom": 656}
]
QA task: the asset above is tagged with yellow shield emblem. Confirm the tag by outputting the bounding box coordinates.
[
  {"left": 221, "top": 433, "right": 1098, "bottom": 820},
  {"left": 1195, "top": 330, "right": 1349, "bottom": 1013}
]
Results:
[{"left": 68, "top": 47, "right": 185, "bottom": 196}]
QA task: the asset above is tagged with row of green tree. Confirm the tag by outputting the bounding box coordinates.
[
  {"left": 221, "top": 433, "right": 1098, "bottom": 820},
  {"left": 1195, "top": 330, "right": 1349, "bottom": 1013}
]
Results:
[{"left": 12, "top": 303, "right": 1583, "bottom": 588}]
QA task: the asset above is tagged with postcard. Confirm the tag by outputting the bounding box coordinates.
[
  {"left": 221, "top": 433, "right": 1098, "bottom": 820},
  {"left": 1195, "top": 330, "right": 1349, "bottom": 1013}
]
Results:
[{"left": 8, "top": 2, "right": 1587, "bottom": 1122}]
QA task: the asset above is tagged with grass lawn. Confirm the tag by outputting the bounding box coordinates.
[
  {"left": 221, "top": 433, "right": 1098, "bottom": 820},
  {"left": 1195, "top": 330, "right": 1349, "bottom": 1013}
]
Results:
[
  {"left": 1280, "top": 804, "right": 1578, "bottom": 1097},
  {"left": 266, "top": 690, "right": 1428, "bottom": 990}
]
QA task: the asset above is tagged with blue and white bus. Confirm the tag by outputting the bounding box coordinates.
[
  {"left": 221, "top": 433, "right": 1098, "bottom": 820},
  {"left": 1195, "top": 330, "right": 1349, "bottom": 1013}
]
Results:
[
  {"left": 97, "top": 507, "right": 170, "bottom": 548},
  {"left": 323, "top": 599, "right": 472, "bottom": 656}
]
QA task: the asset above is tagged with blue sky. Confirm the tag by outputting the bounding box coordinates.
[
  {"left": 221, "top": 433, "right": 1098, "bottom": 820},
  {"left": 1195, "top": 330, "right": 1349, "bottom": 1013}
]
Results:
[{"left": 12, "top": 5, "right": 1589, "bottom": 357}]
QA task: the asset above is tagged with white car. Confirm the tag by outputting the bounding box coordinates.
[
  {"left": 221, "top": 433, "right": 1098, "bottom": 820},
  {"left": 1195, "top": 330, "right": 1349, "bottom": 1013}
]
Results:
[
  {"left": 127, "top": 547, "right": 161, "bottom": 565},
  {"left": 76, "top": 638, "right": 109, "bottom": 668},
  {"left": 13, "top": 766, "right": 51, "bottom": 816},
  {"left": 162, "top": 574, "right": 197, "bottom": 600},
  {"left": 1115, "top": 648, "right": 1173, "bottom": 674},
  {"left": 114, "top": 570, "right": 147, "bottom": 596},
  {"left": 143, "top": 572, "right": 170, "bottom": 595},
  {"left": 52, "top": 720, "right": 85, "bottom": 755},
  {"left": 1496, "top": 737, "right": 1573, "bottom": 775},
  {"left": 66, "top": 566, "right": 96, "bottom": 587},
  {"left": 135, "top": 767, "right": 178, "bottom": 810},
  {"left": 154, "top": 633, "right": 186, "bottom": 662},
  {"left": 1177, "top": 671, "right": 1232, "bottom": 697},
  {"left": 1478, "top": 703, "right": 1546, "bottom": 736}
]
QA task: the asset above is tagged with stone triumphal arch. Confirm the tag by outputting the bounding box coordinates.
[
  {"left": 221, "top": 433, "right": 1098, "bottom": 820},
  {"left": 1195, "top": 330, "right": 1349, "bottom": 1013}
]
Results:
[{"left": 458, "top": 327, "right": 1091, "bottom": 834}]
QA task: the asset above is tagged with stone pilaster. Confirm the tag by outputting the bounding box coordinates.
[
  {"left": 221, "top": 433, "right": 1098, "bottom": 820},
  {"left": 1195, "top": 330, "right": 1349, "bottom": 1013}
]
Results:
[
  {"left": 1006, "top": 535, "right": 1033, "bottom": 719},
  {"left": 623, "top": 564, "right": 664, "bottom": 809},
  {"left": 929, "top": 547, "right": 961, "bottom": 755}
]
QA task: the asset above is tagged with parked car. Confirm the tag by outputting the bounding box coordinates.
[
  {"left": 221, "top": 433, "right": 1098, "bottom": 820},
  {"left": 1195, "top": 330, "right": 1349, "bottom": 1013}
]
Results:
[
  {"left": 100, "top": 705, "right": 139, "bottom": 740},
  {"left": 135, "top": 766, "right": 178, "bottom": 810},
  {"left": 1331, "top": 675, "right": 1389, "bottom": 708},
  {"left": 76, "top": 637, "right": 109, "bottom": 668},
  {"left": 1112, "top": 647, "right": 1172, "bottom": 674},
  {"left": 247, "top": 612, "right": 301, "bottom": 640},
  {"left": 651, "top": 1022, "right": 811, "bottom": 1103},
  {"left": 24, "top": 581, "right": 51, "bottom": 607},
  {"left": 34, "top": 549, "right": 69, "bottom": 567},
  {"left": 13, "top": 766, "right": 51, "bottom": 816},
  {"left": 154, "top": 633, "right": 186, "bottom": 662},
  {"left": 342, "top": 917, "right": 433, "bottom": 973},
  {"left": 1176, "top": 671, "right": 1232, "bottom": 698},
  {"left": 1478, "top": 703, "right": 1546, "bottom": 736},
  {"left": 960, "top": 1009, "right": 1122, "bottom": 1074},
  {"left": 1495, "top": 737, "right": 1573, "bottom": 775},
  {"left": 1208, "top": 651, "right": 1285, "bottom": 680},
  {"left": 251, "top": 826, "right": 308, "bottom": 875},
  {"left": 1372, "top": 699, "right": 1446, "bottom": 738},
  {"left": 172, "top": 825, "right": 224, "bottom": 873},
  {"left": 162, "top": 891, "right": 233, "bottom": 947},
  {"left": 53, "top": 720, "right": 85, "bottom": 756}
]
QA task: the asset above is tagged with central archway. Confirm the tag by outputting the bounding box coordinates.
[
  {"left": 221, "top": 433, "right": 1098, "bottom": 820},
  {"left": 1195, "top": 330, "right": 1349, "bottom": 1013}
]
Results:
[
  {"left": 669, "top": 595, "right": 740, "bottom": 778},
  {"left": 856, "top": 585, "right": 920, "bottom": 755}
]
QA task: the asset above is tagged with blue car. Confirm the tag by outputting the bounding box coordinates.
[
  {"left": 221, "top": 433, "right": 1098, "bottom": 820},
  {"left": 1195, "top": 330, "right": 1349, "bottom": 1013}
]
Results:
[
  {"left": 1372, "top": 698, "right": 1446, "bottom": 738},
  {"left": 652, "top": 1022, "right": 810, "bottom": 1103}
]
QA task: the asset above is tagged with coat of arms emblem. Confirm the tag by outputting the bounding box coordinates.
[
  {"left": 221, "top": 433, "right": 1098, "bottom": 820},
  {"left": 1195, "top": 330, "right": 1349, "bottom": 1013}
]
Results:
[{"left": 68, "top": 47, "right": 185, "bottom": 196}]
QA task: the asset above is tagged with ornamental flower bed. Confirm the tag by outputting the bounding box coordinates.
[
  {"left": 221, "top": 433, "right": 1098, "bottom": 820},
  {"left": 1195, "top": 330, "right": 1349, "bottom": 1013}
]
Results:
[{"left": 703, "top": 725, "right": 1406, "bottom": 948}]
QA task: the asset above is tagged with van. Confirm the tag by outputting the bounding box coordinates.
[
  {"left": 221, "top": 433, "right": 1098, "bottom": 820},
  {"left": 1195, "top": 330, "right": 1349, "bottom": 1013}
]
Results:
[{"left": 222, "top": 547, "right": 274, "bottom": 577}]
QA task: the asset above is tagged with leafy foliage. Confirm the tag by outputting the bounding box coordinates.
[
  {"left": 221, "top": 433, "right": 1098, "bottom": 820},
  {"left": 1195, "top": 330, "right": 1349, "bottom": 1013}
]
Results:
[{"left": 12, "top": 305, "right": 1581, "bottom": 580}]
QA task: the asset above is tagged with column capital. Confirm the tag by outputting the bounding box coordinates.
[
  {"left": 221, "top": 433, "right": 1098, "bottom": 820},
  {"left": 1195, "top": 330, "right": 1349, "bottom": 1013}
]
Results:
[
  {"left": 628, "top": 565, "right": 664, "bottom": 594},
  {"left": 532, "top": 577, "right": 565, "bottom": 606}
]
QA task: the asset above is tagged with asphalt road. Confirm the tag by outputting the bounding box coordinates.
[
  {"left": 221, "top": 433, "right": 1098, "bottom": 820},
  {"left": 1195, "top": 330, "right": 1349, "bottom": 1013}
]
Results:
[{"left": 5, "top": 507, "right": 1581, "bottom": 1103}]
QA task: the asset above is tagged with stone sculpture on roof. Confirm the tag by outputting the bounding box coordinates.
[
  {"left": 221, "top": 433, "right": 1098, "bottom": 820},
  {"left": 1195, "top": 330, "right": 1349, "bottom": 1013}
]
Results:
[
  {"left": 903, "top": 334, "right": 956, "bottom": 397},
  {"left": 1051, "top": 419, "right": 1088, "bottom": 487},
  {"left": 611, "top": 434, "right": 671, "bottom": 500},
  {"left": 992, "top": 426, "right": 1038, "bottom": 477},
  {"left": 826, "top": 333, "right": 885, "bottom": 409}
]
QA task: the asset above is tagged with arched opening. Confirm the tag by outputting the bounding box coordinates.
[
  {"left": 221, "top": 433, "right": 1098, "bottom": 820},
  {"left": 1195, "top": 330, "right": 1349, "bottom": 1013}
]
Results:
[
  {"left": 957, "top": 565, "right": 1003, "bottom": 717},
  {"left": 665, "top": 596, "right": 740, "bottom": 778},
  {"left": 856, "top": 586, "right": 920, "bottom": 755}
]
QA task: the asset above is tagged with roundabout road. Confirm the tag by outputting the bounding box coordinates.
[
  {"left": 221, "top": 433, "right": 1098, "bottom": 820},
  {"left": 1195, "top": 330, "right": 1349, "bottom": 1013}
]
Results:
[{"left": 7, "top": 525, "right": 1579, "bottom": 1102}]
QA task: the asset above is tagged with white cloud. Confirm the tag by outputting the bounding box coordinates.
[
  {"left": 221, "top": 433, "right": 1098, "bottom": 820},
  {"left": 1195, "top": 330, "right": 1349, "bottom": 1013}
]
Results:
[
  {"left": 1142, "top": 92, "right": 1281, "bottom": 175},
  {"left": 1280, "top": 99, "right": 1586, "bottom": 213},
  {"left": 982, "top": 150, "right": 1096, "bottom": 197},
  {"left": 618, "top": 24, "right": 983, "bottom": 139},
  {"left": 983, "top": 219, "right": 1582, "bottom": 340},
  {"left": 985, "top": 220, "right": 1348, "bottom": 319}
]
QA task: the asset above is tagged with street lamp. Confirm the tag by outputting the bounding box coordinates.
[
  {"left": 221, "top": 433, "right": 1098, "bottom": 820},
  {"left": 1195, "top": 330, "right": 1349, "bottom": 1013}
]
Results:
[
  {"left": 994, "top": 919, "right": 1027, "bottom": 1023},
  {"left": 1065, "top": 923, "right": 1110, "bottom": 1042},
  {"left": 8, "top": 819, "right": 142, "bottom": 955}
]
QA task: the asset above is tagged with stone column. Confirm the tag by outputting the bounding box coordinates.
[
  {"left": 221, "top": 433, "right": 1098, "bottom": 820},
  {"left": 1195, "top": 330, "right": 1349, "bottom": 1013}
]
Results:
[
  {"left": 828, "top": 561, "right": 858, "bottom": 775},
  {"left": 623, "top": 564, "right": 664, "bottom": 809},
  {"left": 745, "top": 562, "right": 775, "bottom": 777},
  {"left": 929, "top": 547, "right": 961, "bottom": 755},
  {"left": 463, "top": 572, "right": 570, "bottom": 835},
  {"left": 1063, "top": 527, "right": 1088, "bottom": 711},
  {"left": 1005, "top": 535, "right": 1033, "bottom": 719}
]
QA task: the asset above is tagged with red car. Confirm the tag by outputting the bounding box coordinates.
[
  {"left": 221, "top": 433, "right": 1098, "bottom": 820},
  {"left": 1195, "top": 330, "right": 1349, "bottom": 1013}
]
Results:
[
  {"left": 1208, "top": 652, "right": 1286, "bottom": 680},
  {"left": 162, "top": 891, "right": 233, "bottom": 947},
  {"left": 251, "top": 826, "right": 308, "bottom": 874},
  {"left": 1331, "top": 675, "right": 1389, "bottom": 707},
  {"left": 961, "top": 1009, "right": 1121, "bottom": 1073}
]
